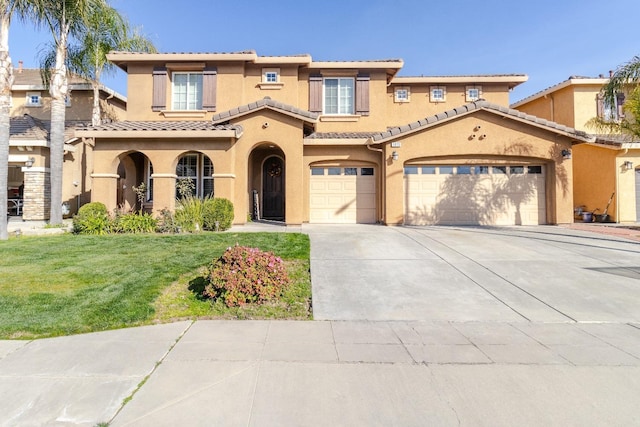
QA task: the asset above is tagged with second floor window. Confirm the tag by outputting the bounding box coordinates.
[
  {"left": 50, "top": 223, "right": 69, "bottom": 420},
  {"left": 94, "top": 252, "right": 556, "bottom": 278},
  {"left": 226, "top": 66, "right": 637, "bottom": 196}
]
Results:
[
  {"left": 26, "top": 92, "right": 41, "bottom": 107},
  {"left": 172, "top": 72, "right": 203, "bottom": 110},
  {"left": 324, "top": 78, "right": 354, "bottom": 114},
  {"left": 598, "top": 92, "right": 626, "bottom": 122}
]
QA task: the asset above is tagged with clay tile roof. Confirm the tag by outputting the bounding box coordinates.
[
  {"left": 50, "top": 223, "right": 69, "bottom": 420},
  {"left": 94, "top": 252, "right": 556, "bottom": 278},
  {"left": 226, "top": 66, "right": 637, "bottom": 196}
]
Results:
[
  {"left": 12, "top": 69, "right": 89, "bottom": 86},
  {"left": 10, "top": 115, "right": 48, "bottom": 141},
  {"left": 371, "top": 100, "right": 595, "bottom": 144},
  {"left": 305, "top": 132, "right": 379, "bottom": 139},
  {"left": 211, "top": 97, "right": 318, "bottom": 124},
  {"left": 86, "top": 120, "right": 242, "bottom": 133},
  {"left": 593, "top": 134, "right": 640, "bottom": 145},
  {"left": 9, "top": 114, "right": 85, "bottom": 142}
]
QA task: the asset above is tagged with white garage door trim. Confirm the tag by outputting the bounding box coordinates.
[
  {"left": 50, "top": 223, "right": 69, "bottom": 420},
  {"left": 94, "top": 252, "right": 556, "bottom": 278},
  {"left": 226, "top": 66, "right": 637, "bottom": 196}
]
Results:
[
  {"left": 310, "top": 166, "right": 376, "bottom": 224},
  {"left": 404, "top": 164, "right": 546, "bottom": 226}
]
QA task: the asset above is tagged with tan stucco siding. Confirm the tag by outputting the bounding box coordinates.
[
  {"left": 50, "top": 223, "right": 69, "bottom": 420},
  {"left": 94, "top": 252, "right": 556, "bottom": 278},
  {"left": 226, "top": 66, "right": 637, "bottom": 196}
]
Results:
[
  {"left": 572, "top": 144, "right": 617, "bottom": 220},
  {"left": 10, "top": 90, "right": 109, "bottom": 121},
  {"left": 380, "top": 111, "right": 574, "bottom": 225},
  {"left": 572, "top": 87, "right": 601, "bottom": 132},
  {"left": 616, "top": 153, "right": 639, "bottom": 223}
]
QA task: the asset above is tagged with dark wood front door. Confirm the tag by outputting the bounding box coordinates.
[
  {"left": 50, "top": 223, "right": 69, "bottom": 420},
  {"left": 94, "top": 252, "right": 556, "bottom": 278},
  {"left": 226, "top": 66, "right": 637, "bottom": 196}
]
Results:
[{"left": 263, "top": 156, "right": 284, "bottom": 220}]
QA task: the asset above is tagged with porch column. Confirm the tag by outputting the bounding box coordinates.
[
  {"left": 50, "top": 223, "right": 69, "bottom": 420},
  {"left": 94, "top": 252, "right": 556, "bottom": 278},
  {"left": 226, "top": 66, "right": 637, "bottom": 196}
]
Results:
[
  {"left": 22, "top": 168, "right": 50, "bottom": 220},
  {"left": 285, "top": 146, "right": 304, "bottom": 226},
  {"left": 151, "top": 173, "right": 177, "bottom": 214},
  {"left": 91, "top": 173, "right": 119, "bottom": 214},
  {"left": 212, "top": 172, "right": 235, "bottom": 203}
]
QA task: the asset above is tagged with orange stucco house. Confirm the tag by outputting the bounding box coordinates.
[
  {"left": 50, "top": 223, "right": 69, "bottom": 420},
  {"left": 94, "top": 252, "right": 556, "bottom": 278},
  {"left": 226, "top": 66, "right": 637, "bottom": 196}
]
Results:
[
  {"left": 75, "top": 50, "right": 594, "bottom": 226},
  {"left": 513, "top": 76, "right": 640, "bottom": 223}
]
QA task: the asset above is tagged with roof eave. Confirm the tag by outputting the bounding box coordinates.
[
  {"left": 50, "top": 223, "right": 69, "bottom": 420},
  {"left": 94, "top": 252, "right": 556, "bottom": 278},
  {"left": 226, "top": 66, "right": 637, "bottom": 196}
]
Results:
[{"left": 75, "top": 129, "right": 242, "bottom": 139}]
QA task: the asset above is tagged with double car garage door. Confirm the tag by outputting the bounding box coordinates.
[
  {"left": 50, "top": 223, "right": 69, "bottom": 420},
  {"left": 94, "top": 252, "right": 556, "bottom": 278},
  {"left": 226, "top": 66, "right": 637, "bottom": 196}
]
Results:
[
  {"left": 308, "top": 164, "right": 546, "bottom": 225},
  {"left": 404, "top": 164, "right": 546, "bottom": 225}
]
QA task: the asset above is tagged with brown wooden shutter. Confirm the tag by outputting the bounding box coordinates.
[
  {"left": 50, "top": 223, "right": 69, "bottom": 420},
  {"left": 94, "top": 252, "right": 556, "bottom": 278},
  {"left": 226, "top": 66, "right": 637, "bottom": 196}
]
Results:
[
  {"left": 202, "top": 67, "right": 217, "bottom": 112},
  {"left": 356, "top": 73, "right": 370, "bottom": 116},
  {"left": 152, "top": 67, "right": 167, "bottom": 111},
  {"left": 309, "top": 74, "right": 323, "bottom": 113},
  {"left": 596, "top": 93, "right": 604, "bottom": 118}
]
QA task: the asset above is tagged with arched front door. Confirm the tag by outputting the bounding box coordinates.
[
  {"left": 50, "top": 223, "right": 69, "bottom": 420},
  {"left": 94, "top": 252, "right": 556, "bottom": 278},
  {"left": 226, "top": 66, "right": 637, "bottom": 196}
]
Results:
[{"left": 263, "top": 156, "right": 284, "bottom": 220}]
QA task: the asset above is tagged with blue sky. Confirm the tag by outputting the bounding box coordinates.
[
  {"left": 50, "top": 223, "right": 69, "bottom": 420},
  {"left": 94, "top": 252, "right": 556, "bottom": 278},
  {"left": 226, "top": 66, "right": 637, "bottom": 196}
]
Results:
[{"left": 6, "top": 0, "right": 640, "bottom": 104}]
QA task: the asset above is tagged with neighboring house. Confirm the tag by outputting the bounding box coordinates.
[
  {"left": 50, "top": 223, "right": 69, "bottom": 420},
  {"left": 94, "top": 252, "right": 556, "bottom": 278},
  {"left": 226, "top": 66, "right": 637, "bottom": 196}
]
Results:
[
  {"left": 8, "top": 64, "right": 127, "bottom": 220},
  {"left": 75, "top": 50, "right": 593, "bottom": 226},
  {"left": 512, "top": 76, "right": 640, "bottom": 223}
]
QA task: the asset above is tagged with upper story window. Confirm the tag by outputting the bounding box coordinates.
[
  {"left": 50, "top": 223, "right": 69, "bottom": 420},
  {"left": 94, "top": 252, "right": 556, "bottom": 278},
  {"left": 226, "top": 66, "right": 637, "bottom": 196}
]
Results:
[
  {"left": 597, "top": 92, "right": 625, "bottom": 122},
  {"left": 26, "top": 92, "right": 42, "bottom": 107},
  {"left": 430, "top": 86, "right": 446, "bottom": 103},
  {"left": 263, "top": 68, "right": 279, "bottom": 83},
  {"left": 172, "top": 72, "right": 203, "bottom": 110},
  {"left": 324, "top": 77, "right": 354, "bottom": 115},
  {"left": 259, "top": 68, "right": 284, "bottom": 90},
  {"left": 152, "top": 66, "right": 216, "bottom": 116},
  {"left": 309, "top": 73, "right": 369, "bottom": 117},
  {"left": 466, "top": 85, "right": 482, "bottom": 102},
  {"left": 394, "top": 87, "right": 410, "bottom": 103}
]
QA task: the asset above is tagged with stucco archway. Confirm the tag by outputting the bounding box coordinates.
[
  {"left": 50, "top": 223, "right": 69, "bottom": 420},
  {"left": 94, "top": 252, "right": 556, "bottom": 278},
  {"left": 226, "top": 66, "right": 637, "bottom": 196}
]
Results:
[{"left": 248, "top": 144, "right": 285, "bottom": 221}]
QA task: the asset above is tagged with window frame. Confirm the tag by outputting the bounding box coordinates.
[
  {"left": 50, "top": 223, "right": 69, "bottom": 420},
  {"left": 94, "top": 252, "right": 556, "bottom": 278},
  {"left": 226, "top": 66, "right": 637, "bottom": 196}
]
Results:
[
  {"left": 175, "top": 153, "right": 214, "bottom": 198},
  {"left": 465, "top": 85, "right": 482, "bottom": 102},
  {"left": 323, "top": 77, "right": 355, "bottom": 115},
  {"left": 394, "top": 86, "right": 410, "bottom": 103},
  {"left": 26, "top": 91, "right": 42, "bottom": 107},
  {"left": 430, "top": 86, "right": 446, "bottom": 103},
  {"left": 171, "top": 72, "right": 204, "bottom": 111}
]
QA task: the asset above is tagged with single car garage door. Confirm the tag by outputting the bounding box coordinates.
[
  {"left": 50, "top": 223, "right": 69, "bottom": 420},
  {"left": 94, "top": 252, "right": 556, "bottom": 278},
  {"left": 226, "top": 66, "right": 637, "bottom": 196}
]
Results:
[
  {"left": 404, "top": 164, "right": 546, "bottom": 225},
  {"left": 310, "top": 166, "right": 376, "bottom": 223}
]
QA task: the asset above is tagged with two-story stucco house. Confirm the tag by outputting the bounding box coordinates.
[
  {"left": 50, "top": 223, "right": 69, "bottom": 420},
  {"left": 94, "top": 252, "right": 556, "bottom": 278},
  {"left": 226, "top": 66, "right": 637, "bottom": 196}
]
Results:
[
  {"left": 8, "top": 64, "right": 127, "bottom": 220},
  {"left": 513, "top": 75, "right": 640, "bottom": 223},
  {"left": 76, "top": 50, "right": 593, "bottom": 226}
]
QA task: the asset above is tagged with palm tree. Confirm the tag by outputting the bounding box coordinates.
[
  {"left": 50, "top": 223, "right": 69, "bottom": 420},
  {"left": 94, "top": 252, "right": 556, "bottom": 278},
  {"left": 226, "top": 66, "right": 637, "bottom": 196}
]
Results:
[
  {"left": 70, "top": 3, "right": 155, "bottom": 126},
  {"left": 0, "top": 0, "right": 44, "bottom": 240},
  {"left": 37, "top": 0, "right": 105, "bottom": 225},
  {"left": 589, "top": 55, "right": 640, "bottom": 140}
]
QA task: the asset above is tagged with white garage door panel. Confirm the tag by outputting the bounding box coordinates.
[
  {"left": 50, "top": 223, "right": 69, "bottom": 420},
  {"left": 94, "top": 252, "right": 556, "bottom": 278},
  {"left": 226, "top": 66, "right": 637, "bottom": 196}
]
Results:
[
  {"left": 310, "top": 167, "right": 376, "bottom": 224},
  {"left": 405, "top": 165, "right": 546, "bottom": 226}
]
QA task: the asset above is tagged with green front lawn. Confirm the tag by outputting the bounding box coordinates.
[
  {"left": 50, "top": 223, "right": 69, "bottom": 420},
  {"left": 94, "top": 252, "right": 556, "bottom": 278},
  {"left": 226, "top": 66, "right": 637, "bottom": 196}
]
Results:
[{"left": 0, "top": 232, "right": 311, "bottom": 339}]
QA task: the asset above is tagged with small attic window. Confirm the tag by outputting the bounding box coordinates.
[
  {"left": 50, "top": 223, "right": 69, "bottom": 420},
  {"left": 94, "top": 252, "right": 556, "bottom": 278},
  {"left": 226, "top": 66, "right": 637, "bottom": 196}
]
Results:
[
  {"left": 26, "top": 92, "right": 41, "bottom": 107},
  {"left": 394, "top": 87, "right": 410, "bottom": 103},
  {"left": 430, "top": 86, "right": 446, "bottom": 103},
  {"left": 259, "top": 68, "right": 284, "bottom": 90},
  {"left": 466, "top": 85, "right": 482, "bottom": 102}
]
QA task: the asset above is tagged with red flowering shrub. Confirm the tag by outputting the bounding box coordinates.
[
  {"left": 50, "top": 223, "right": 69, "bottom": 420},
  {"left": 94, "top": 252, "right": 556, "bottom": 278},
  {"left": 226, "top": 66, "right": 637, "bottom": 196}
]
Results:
[{"left": 203, "top": 245, "right": 290, "bottom": 307}]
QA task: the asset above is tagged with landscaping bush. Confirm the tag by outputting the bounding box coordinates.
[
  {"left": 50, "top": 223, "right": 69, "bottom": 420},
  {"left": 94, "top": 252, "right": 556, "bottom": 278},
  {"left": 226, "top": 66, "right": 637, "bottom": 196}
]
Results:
[
  {"left": 156, "top": 208, "right": 179, "bottom": 233},
  {"left": 73, "top": 202, "right": 110, "bottom": 235},
  {"left": 114, "top": 212, "right": 158, "bottom": 233},
  {"left": 203, "top": 198, "right": 234, "bottom": 231},
  {"left": 203, "top": 245, "right": 290, "bottom": 307},
  {"left": 174, "top": 196, "right": 204, "bottom": 232}
]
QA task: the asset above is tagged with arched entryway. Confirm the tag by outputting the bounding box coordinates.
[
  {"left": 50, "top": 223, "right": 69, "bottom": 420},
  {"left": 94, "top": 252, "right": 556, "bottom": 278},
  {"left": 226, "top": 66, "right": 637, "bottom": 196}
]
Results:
[
  {"left": 262, "top": 156, "right": 285, "bottom": 220},
  {"left": 248, "top": 144, "right": 285, "bottom": 222},
  {"left": 116, "top": 151, "right": 153, "bottom": 212}
]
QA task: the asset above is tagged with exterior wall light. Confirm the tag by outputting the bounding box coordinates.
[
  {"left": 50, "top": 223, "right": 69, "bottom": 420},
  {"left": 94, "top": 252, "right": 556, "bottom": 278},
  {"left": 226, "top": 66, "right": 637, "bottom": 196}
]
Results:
[
  {"left": 25, "top": 157, "right": 35, "bottom": 167},
  {"left": 561, "top": 149, "right": 572, "bottom": 160},
  {"left": 623, "top": 160, "right": 633, "bottom": 171},
  {"left": 392, "top": 151, "right": 399, "bottom": 161}
]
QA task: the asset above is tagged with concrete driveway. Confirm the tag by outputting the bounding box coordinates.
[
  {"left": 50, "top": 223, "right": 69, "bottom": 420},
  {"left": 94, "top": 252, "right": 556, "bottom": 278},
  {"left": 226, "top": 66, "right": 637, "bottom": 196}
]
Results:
[{"left": 309, "top": 225, "right": 640, "bottom": 323}]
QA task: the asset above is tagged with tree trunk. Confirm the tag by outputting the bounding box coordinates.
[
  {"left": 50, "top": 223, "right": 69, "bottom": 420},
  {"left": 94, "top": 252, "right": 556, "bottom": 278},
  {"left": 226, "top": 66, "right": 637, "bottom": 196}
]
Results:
[
  {"left": 48, "top": 29, "right": 70, "bottom": 226},
  {"left": 91, "top": 80, "right": 100, "bottom": 126},
  {"left": 0, "top": 13, "right": 13, "bottom": 240}
]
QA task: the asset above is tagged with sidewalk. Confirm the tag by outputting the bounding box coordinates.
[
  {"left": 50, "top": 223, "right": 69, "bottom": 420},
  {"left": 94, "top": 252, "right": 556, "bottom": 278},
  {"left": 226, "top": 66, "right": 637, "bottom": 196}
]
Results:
[{"left": 1, "top": 320, "right": 639, "bottom": 426}]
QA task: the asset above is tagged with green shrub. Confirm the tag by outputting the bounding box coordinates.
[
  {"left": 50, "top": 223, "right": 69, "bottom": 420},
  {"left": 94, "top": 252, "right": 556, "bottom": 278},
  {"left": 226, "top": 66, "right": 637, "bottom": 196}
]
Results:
[
  {"left": 174, "top": 196, "right": 204, "bottom": 233},
  {"left": 73, "top": 202, "right": 110, "bottom": 235},
  {"left": 203, "top": 198, "right": 234, "bottom": 231},
  {"left": 156, "top": 208, "right": 179, "bottom": 233},
  {"left": 115, "top": 212, "right": 158, "bottom": 233},
  {"left": 203, "top": 245, "right": 290, "bottom": 307}
]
